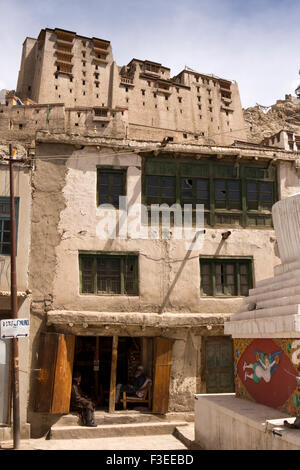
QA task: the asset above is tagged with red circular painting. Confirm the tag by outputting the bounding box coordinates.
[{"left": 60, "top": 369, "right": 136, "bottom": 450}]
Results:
[{"left": 237, "top": 339, "right": 298, "bottom": 408}]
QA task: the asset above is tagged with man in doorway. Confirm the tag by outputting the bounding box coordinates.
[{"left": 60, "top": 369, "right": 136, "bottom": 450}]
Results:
[
  {"left": 115, "top": 364, "right": 148, "bottom": 405},
  {"left": 70, "top": 370, "right": 97, "bottom": 427}
]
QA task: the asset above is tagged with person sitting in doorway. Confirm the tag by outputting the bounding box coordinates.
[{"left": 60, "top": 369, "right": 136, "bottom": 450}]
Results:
[
  {"left": 115, "top": 364, "right": 149, "bottom": 405},
  {"left": 70, "top": 370, "right": 97, "bottom": 427}
]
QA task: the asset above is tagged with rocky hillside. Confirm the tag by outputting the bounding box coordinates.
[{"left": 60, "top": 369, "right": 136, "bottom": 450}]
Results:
[{"left": 243, "top": 94, "right": 300, "bottom": 143}]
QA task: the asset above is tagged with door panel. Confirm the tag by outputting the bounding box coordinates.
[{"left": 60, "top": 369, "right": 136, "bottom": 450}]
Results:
[
  {"left": 152, "top": 337, "right": 173, "bottom": 414},
  {"left": 205, "top": 337, "right": 234, "bottom": 393},
  {"left": 52, "top": 334, "right": 75, "bottom": 413},
  {"left": 35, "top": 332, "right": 75, "bottom": 413}
]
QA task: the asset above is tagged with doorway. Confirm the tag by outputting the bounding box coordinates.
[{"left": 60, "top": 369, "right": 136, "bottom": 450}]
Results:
[
  {"left": 72, "top": 336, "right": 154, "bottom": 410},
  {"left": 34, "top": 333, "right": 174, "bottom": 415},
  {"left": 205, "top": 336, "right": 234, "bottom": 393}
]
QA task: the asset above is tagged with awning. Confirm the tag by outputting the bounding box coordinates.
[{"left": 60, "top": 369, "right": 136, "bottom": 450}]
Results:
[{"left": 47, "top": 310, "right": 230, "bottom": 329}]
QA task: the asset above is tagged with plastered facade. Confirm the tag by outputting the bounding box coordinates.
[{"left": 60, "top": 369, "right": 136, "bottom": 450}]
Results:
[{"left": 25, "top": 134, "right": 300, "bottom": 435}]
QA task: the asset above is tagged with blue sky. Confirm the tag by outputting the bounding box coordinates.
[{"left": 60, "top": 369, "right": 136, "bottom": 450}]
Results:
[{"left": 0, "top": 0, "right": 299, "bottom": 108}]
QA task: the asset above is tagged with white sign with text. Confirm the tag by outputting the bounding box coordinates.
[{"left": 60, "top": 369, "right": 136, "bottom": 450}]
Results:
[{"left": 0, "top": 319, "right": 29, "bottom": 339}]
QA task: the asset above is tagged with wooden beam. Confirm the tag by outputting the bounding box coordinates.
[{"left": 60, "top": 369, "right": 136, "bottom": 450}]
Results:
[{"left": 109, "top": 336, "right": 118, "bottom": 413}]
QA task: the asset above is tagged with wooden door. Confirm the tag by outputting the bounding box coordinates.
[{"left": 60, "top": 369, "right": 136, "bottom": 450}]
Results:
[
  {"left": 205, "top": 336, "right": 234, "bottom": 393},
  {"left": 35, "top": 332, "right": 75, "bottom": 413},
  {"left": 152, "top": 337, "right": 173, "bottom": 414}
]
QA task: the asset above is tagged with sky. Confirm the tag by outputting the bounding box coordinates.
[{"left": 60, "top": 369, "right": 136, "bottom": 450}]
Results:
[{"left": 0, "top": 0, "right": 299, "bottom": 108}]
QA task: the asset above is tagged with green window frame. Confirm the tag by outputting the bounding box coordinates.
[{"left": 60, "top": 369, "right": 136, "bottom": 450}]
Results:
[
  {"left": 97, "top": 168, "right": 126, "bottom": 208},
  {"left": 79, "top": 252, "right": 139, "bottom": 295},
  {"left": 0, "top": 197, "right": 19, "bottom": 255},
  {"left": 200, "top": 257, "right": 253, "bottom": 297},
  {"left": 142, "top": 158, "right": 277, "bottom": 227}
]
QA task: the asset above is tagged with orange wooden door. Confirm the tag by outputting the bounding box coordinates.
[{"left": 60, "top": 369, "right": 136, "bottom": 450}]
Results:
[
  {"left": 35, "top": 332, "right": 75, "bottom": 413},
  {"left": 152, "top": 337, "right": 173, "bottom": 414}
]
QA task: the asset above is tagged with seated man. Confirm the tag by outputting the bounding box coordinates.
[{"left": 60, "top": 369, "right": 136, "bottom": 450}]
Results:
[
  {"left": 70, "top": 370, "right": 97, "bottom": 427},
  {"left": 115, "top": 365, "right": 148, "bottom": 405}
]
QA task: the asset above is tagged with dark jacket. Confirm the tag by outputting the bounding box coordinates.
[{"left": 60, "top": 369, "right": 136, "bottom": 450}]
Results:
[
  {"left": 70, "top": 381, "right": 94, "bottom": 410},
  {"left": 130, "top": 373, "right": 147, "bottom": 392}
]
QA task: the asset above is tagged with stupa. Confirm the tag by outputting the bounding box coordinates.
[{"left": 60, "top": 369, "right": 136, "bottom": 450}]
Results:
[{"left": 225, "top": 193, "right": 300, "bottom": 416}]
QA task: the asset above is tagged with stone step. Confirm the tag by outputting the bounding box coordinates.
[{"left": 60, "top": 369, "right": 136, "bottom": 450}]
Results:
[
  {"left": 173, "top": 424, "right": 201, "bottom": 450},
  {"left": 245, "top": 283, "right": 300, "bottom": 306},
  {"left": 249, "top": 270, "right": 300, "bottom": 297},
  {"left": 53, "top": 411, "right": 194, "bottom": 428},
  {"left": 231, "top": 303, "right": 300, "bottom": 322},
  {"left": 238, "top": 278, "right": 300, "bottom": 314},
  {"left": 49, "top": 421, "right": 188, "bottom": 440},
  {"left": 274, "top": 259, "right": 300, "bottom": 277},
  {"left": 256, "top": 294, "right": 300, "bottom": 311}
]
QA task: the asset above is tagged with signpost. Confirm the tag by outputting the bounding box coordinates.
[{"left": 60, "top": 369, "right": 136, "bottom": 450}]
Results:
[
  {"left": 0, "top": 319, "right": 30, "bottom": 339},
  {"left": 9, "top": 144, "right": 20, "bottom": 450}
]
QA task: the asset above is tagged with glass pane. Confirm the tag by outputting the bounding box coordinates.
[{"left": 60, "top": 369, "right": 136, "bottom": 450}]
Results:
[
  {"left": 240, "top": 264, "right": 248, "bottom": 275},
  {"left": 3, "top": 232, "right": 10, "bottom": 243},
  {"left": 3, "top": 220, "right": 10, "bottom": 231},
  {"left": 113, "top": 174, "right": 122, "bottom": 185},
  {"left": 97, "top": 257, "right": 121, "bottom": 294},
  {"left": 215, "top": 181, "right": 226, "bottom": 200},
  {"left": 81, "top": 257, "right": 94, "bottom": 293},
  {"left": 99, "top": 174, "right": 109, "bottom": 184},
  {"left": 147, "top": 176, "right": 159, "bottom": 186},
  {"left": 1, "top": 244, "right": 10, "bottom": 255},
  {"left": 226, "top": 264, "right": 234, "bottom": 274},
  {"left": 99, "top": 186, "right": 109, "bottom": 195}
]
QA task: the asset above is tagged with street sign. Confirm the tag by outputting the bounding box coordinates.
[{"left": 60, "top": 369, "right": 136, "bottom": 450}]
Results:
[{"left": 0, "top": 319, "right": 29, "bottom": 339}]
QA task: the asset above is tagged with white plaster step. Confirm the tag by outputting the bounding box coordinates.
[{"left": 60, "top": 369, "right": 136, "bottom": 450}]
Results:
[
  {"left": 255, "top": 294, "right": 300, "bottom": 311},
  {"left": 274, "top": 259, "right": 300, "bottom": 277},
  {"left": 249, "top": 272, "right": 300, "bottom": 297},
  {"left": 49, "top": 421, "right": 188, "bottom": 440},
  {"left": 173, "top": 424, "right": 201, "bottom": 450},
  {"left": 237, "top": 284, "right": 300, "bottom": 314},
  {"left": 52, "top": 411, "right": 193, "bottom": 427},
  {"left": 231, "top": 303, "right": 300, "bottom": 322}
]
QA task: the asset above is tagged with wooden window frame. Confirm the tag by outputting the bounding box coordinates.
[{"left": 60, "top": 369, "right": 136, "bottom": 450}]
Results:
[
  {"left": 200, "top": 256, "right": 253, "bottom": 297},
  {"left": 79, "top": 252, "right": 139, "bottom": 296},
  {"left": 97, "top": 167, "right": 127, "bottom": 209},
  {"left": 142, "top": 158, "right": 277, "bottom": 227},
  {"left": 0, "top": 197, "right": 19, "bottom": 255}
]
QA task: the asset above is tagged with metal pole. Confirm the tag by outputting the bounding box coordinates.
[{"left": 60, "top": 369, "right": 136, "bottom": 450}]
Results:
[{"left": 9, "top": 144, "right": 20, "bottom": 450}]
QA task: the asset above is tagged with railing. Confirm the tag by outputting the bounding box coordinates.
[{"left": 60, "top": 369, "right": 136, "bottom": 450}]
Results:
[{"left": 120, "top": 77, "right": 134, "bottom": 85}]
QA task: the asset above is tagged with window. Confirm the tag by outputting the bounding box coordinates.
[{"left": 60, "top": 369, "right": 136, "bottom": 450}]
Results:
[
  {"left": 143, "top": 159, "right": 277, "bottom": 227},
  {"left": 0, "top": 197, "right": 19, "bottom": 255},
  {"left": 79, "top": 253, "right": 139, "bottom": 295},
  {"left": 200, "top": 257, "right": 252, "bottom": 296},
  {"left": 97, "top": 168, "right": 126, "bottom": 208},
  {"left": 145, "top": 175, "right": 176, "bottom": 205}
]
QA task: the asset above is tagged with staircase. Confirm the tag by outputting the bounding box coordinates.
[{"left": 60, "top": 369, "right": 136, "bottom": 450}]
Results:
[{"left": 48, "top": 411, "right": 194, "bottom": 441}]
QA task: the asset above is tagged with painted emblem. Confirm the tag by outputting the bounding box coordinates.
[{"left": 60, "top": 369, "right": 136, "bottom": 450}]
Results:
[{"left": 243, "top": 350, "right": 282, "bottom": 383}]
